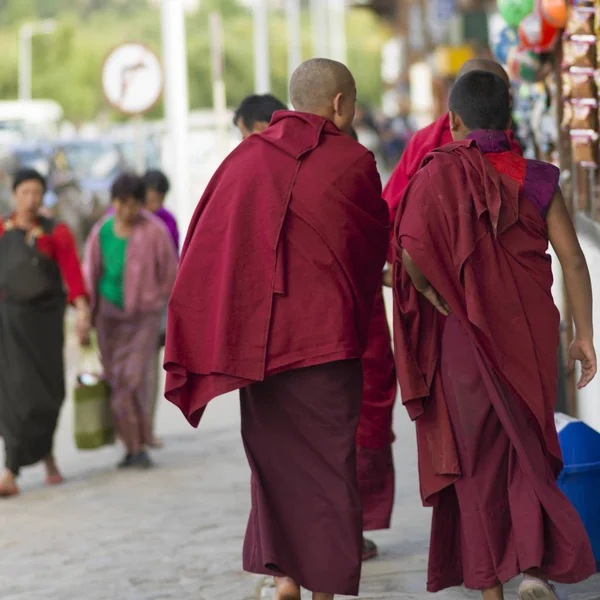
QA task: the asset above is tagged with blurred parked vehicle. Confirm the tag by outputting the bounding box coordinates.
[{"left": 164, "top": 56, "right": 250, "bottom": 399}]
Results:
[{"left": 0, "top": 100, "right": 63, "bottom": 145}]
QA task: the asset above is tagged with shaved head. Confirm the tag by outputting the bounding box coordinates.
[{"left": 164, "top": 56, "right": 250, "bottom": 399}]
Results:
[
  {"left": 457, "top": 58, "right": 510, "bottom": 86},
  {"left": 290, "top": 58, "right": 356, "bottom": 112}
]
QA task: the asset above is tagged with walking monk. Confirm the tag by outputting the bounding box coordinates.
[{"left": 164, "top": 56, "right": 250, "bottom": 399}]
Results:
[
  {"left": 164, "top": 59, "right": 389, "bottom": 599},
  {"left": 393, "top": 70, "right": 597, "bottom": 600},
  {"left": 234, "top": 95, "right": 396, "bottom": 561}
]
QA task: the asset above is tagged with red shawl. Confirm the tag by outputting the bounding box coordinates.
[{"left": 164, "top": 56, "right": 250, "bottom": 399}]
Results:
[
  {"left": 383, "top": 114, "right": 523, "bottom": 230},
  {"left": 165, "top": 111, "right": 389, "bottom": 426},
  {"left": 392, "top": 140, "right": 561, "bottom": 506}
]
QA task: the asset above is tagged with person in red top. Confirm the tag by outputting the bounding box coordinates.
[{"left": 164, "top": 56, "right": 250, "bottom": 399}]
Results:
[
  {"left": 393, "top": 70, "right": 596, "bottom": 600},
  {"left": 165, "top": 59, "right": 389, "bottom": 599},
  {"left": 0, "top": 168, "right": 90, "bottom": 497},
  {"left": 383, "top": 58, "right": 522, "bottom": 230}
]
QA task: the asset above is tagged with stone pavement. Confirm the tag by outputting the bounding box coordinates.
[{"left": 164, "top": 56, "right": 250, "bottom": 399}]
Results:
[{"left": 1, "top": 302, "right": 599, "bottom": 600}]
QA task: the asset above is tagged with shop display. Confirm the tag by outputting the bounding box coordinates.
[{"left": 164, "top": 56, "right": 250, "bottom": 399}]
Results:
[
  {"left": 508, "top": 46, "right": 547, "bottom": 82},
  {"left": 519, "top": 12, "right": 560, "bottom": 51},
  {"left": 542, "top": 0, "right": 567, "bottom": 28},
  {"left": 493, "top": 25, "right": 521, "bottom": 64},
  {"left": 498, "top": 0, "right": 535, "bottom": 27}
]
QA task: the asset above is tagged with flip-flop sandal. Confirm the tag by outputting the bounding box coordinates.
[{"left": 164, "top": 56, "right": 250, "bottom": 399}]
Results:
[
  {"left": 45, "top": 473, "right": 65, "bottom": 486},
  {"left": 518, "top": 578, "right": 560, "bottom": 600},
  {"left": 362, "top": 537, "right": 378, "bottom": 561}
]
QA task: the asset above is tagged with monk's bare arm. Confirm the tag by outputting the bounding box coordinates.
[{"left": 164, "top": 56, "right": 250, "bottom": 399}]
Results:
[
  {"left": 547, "top": 187, "right": 597, "bottom": 387},
  {"left": 402, "top": 250, "right": 449, "bottom": 316}
]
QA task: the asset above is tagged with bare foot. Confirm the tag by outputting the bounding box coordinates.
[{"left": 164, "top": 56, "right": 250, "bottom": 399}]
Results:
[
  {"left": 313, "top": 594, "right": 334, "bottom": 600},
  {"left": 0, "top": 469, "right": 19, "bottom": 497},
  {"left": 274, "top": 577, "right": 301, "bottom": 600},
  {"left": 149, "top": 438, "right": 164, "bottom": 449},
  {"left": 44, "top": 456, "right": 65, "bottom": 485}
]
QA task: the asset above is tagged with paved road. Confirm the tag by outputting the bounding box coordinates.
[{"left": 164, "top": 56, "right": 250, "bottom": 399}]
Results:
[{"left": 1, "top": 296, "right": 599, "bottom": 600}]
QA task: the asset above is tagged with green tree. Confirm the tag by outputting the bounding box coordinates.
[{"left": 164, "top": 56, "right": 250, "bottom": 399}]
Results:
[{"left": 0, "top": 0, "right": 388, "bottom": 122}]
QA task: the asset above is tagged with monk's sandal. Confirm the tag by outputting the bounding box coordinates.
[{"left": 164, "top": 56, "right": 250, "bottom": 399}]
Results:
[{"left": 518, "top": 578, "right": 560, "bottom": 600}]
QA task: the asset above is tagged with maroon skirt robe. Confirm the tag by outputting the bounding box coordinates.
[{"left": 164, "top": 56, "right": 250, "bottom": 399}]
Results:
[
  {"left": 241, "top": 360, "right": 363, "bottom": 595},
  {"left": 357, "top": 288, "right": 397, "bottom": 532}
]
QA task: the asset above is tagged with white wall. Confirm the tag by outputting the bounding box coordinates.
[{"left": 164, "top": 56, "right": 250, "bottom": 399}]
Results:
[
  {"left": 570, "top": 225, "right": 600, "bottom": 432},
  {"left": 552, "top": 218, "right": 600, "bottom": 432}
]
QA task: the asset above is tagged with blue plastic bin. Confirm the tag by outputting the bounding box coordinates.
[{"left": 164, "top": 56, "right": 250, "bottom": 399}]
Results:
[{"left": 555, "top": 413, "right": 600, "bottom": 571}]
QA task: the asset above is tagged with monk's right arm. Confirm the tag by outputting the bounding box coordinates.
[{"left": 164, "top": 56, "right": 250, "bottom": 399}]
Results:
[{"left": 547, "top": 188, "right": 597, "bottom": 387}]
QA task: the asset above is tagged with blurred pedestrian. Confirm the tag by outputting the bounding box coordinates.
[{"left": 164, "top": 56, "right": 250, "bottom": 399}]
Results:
[
  {"left": 0, "top": 168, "right": 90, "bottom": 497},
  {"left": 383, "top": 59, "right": 522, "bottom": 227},
  {"left": 165, "top": 59, "right": 389, "bottom": 600},
  {"left": 233, "top": 93, "right": 287, "bottom": 139},
  {"left": 84, "top": 173, "right": 177, "bottom": 470},
  {"left": 144, "top": 169, "right": 179, "bottom": 255},
  {"left": 143, "top": 169, "right": 179, "bottom": 449}
]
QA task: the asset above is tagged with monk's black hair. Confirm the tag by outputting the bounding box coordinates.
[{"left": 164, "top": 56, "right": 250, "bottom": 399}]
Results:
[
  {"left": 13, "top": 167, "right": 47, "bottom": 194},
  {"left": 449, "top": 70, "right": 510, "bottom": 131},
  {"left": 144, "top": 169, "right": 170, "bottom": 196},
  {"left": 233, "top": 94, "right": 287, "bottom": 130},
  {"left": 111, "top": 172, "right": 146, "bottom": 204}
]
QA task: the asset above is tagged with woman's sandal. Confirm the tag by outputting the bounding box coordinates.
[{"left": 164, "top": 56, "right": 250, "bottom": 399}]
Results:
[
  {"left": 0, "top": 482, "right": 20, "bottom": 498},
  {"left": 45, "top": 473, "right": 65, "bottom": 486}
]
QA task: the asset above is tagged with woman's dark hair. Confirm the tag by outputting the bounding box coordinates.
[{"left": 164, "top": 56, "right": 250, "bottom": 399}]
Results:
[
  {"left": 13, "top": 168, "right": 47, "bottom": 194},
  {"left": 233, "top": 94, "right": 287, "bottom": 130},
  {"left": 144, "top": 169, "right": 170, "bottom": 196},
  {"left": 111, "top": 172, "right": 146, "bottom": 203},
  {"left": 449, "top": 70, "right": 511, "bottom": 132}
]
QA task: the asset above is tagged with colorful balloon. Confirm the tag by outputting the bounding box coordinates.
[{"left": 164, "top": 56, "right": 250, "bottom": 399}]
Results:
[
  {"left": 498, "top": 0, "right": 535, "bottom": 27},
  {"left": 518, "top": 12, "right": 559, "bottom": 52},
  {"left": 541, "top": 0, "right": 567, "bottom": 28},
  {"left": 493, "top": 25, "right": 520, "bottom": 65}
]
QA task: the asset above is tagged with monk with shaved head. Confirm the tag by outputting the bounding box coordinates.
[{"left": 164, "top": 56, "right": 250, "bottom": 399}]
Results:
[{"left": 165, "top": 58, "right": 389, "bottom": 599}]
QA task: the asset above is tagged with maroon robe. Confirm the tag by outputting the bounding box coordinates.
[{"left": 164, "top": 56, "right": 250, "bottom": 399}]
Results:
[
  {"left": 165, "top": 111, "right": 389, "bottom": 594},
  {"left": 357, "top": 288, "right": 396, "bottom": 531},
  {"left": 393, "top": 131, "right": 595, "bottom": 590}
]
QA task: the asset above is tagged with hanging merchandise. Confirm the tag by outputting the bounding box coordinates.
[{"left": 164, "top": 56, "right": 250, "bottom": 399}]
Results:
[
  {"left": 566, "top": 6, "right": 596, "bottom": 37},
  {"left": 508, "top": 46, "right": 547, "bottom": 82},
  {"left": 493, "top": 25, "right": 521, "bottom": 64},
  {"left": 561, "top": 0, "right": 600, "bottom": 169},
  {"left": 541, "top": 0, "right": 567, "bottom": 28},
  {"left": 498, "top": 0, "right": 535, "bottom": 27},
  {"left": 519, "top": 12, "right": 560, "bottom": 52}
]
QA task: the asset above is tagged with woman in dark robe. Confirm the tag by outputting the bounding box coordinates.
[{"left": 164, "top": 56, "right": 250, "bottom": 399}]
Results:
[{"left": 0, "top": 168, "right": 90, "bottom": 497}]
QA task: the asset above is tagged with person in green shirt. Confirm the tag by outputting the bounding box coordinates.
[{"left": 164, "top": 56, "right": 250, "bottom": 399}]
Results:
[
  {"left": 98, "top": 215, "right": 128, "bottom": 309},
  {"left": 85, "top": 173, "right": 178, "bottom": 470}
]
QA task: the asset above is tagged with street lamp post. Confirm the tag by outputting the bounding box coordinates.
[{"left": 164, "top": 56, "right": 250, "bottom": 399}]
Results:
[
  {"left": 161, "top": 0, "right": 191, "bottom": 235},
  {"left": 329, "top": 0, "right": 347, "bottom": 64},
  {"left": 309, "top": 0, "right": 328, "bottom": 58},
  {"left": 19, "top": 20, "right": 57, "bottom": 101},
  {"left": 286, "top": 0, "right": 301, "bottom": 90}
]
